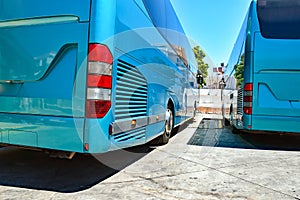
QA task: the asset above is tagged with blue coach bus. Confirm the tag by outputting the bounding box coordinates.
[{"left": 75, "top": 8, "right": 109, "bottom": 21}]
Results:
[
  {"left": 0, "top": 0, "right": 199, "bottom": 154},
  {"left": 223, "top": 0, "right": 300, "bottom": 134}
]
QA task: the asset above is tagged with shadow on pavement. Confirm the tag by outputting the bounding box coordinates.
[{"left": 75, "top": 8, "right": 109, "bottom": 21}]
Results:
[
  {"left": 0, "top": 145, "right": 152, "bottom": 193},
  {"left": 188, "top": 118, "right": 300, "bottom": 151}
]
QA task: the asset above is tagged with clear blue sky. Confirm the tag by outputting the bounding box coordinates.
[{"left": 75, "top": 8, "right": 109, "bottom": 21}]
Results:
[{"left": 170, "top": 0, "right": 252, "bottom": 68}]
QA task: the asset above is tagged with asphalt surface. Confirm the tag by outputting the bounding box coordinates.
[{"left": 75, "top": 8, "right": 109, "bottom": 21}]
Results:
[{"left": 0, "top": 115, "right": 299, "bottom": 200}]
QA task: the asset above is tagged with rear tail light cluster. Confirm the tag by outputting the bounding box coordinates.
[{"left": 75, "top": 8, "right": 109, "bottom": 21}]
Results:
[
  {"left": 86, "top": 44, "right": 113, "bottom": 118},
  {"left": 243, "top": 83, "right": 253, "bottom": 115}
]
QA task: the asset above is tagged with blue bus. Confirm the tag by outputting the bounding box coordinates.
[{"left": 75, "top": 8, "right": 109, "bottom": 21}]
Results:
[
  {"left": 0, "top": 0, "right": 199, "bottom": 154},
  {"left": 223, "top": 0, "right": 300, "bottom": 134}
]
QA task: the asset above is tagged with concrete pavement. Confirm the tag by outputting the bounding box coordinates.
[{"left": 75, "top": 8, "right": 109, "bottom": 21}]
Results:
[{"left": 0, "top": 115, "right": 299, "bottom": 200}]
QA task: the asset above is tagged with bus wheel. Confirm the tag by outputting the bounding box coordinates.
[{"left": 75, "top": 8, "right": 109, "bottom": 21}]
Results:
[
  {"left": 150, "top": 108, "right": 174, "bottom": 145},
  {"left": 163, "top": 108, "right": 174, "bottom": 143},
  {"left": 224, "top": 118, "right": 230, "bottom": 126},
  {"left": 224, "top": 105, "right": 233, "bottom": 126}
]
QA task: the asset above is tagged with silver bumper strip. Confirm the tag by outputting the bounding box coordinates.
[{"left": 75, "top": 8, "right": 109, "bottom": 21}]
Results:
[{"left": 111, "top": 114, "right": 166, "bottom": 135}]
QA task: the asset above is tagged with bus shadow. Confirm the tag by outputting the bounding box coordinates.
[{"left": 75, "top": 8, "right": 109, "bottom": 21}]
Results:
[
  {"left": 238, "top": 132, "right": 300, "bottom": 151},
  {"left": 0, "top": 145, "right": 153, "bottom": 193},
  {"left": 188, "top": 118, "right": 300, "bottom": 151}
]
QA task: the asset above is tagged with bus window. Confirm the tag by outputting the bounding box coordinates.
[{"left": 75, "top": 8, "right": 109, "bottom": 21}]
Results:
[
  {"left": 224, "top": 9, "right": 248, "bottom": 90},
  {"left": 134, "top": 0, "right": 151, "bottom": 20},
  {"left": 257, "top": 0, "right": 300, "bottom": 39}
]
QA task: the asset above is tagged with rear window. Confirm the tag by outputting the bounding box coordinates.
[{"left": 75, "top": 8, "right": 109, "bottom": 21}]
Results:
[{"left": 257, "top": 0, "right": 300, "bottom": 39}]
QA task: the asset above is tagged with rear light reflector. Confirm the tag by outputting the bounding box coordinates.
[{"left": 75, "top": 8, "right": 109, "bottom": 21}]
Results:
[
  {"left": 243, "top": 83, "right": 253, "bottom": 115},
  {"left": 86, "top": 44, "right": 113, "bottom": 118},
  {"left": 243, "top": 107, "right": 252, "bottom": 115},
  {"left": 86, "top": 100, "right": 111, "bottom": 118},
  {"left": 84, "top": 143, "right": 89, "bottom": 151}
]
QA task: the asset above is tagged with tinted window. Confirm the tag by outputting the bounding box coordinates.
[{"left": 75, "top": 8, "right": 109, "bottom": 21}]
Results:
[
  {"left": 257, "top": 0, "right": 300, "bottom": 39},
  {"left": 142, "top": 0, "right": 184, "bottom": 34},
  {"left": 143, "top": 0, "right": 197, "bottom": 69}
]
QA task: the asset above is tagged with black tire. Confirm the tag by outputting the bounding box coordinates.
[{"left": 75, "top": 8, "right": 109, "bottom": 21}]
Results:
[
  {"left": 161, "top": 108, "right": 174, "bottom": 144},
  {"left": 224, "top": 105, "right": 233, "bottom": 126},
  {"left": 224, "top": 118, "right": 230, "bottom": 126},
  {"left": 149, "top": 107, "right": 174, "bottom": 145}
]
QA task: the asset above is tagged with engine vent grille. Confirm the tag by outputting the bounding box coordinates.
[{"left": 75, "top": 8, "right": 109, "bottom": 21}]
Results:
[
  {"left": 237, "top": 88, "right": 243, "bottom": 115},
  {"left": 113, "top": 127, "right": 146, "bottom": 143},
  {"left": 115, "top": 60, "right": 148, "bottom": 121}
]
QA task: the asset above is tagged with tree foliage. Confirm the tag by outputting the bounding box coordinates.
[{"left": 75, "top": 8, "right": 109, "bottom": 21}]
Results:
[
  {"left": 234, "top": 54, "right": 244, "bottom": 87},
  {"left": 193, "top": 46, "right": 209, "bottom": 79}
]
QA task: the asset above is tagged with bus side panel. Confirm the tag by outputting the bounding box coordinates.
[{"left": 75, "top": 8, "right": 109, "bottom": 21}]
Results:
[
  {"left": 87, "top": 0, "right": 196, "bottom": 151},
  {"left": 186, "top": 71, "right": 198, "bottom": 118},
  {"left": 112, "top": 0, "right": 188, "bottom": 147},
  {"left": 242, "top": 3, "right": 256, "bottom": 130},
  {"left": 242, "top": 51, "right": 254, "bottom": 129}
]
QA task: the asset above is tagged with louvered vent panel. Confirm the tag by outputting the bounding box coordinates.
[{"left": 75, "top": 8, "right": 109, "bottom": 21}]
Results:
[
  {"left": 237, "top": 88, "right": 243, "bottom": 115},
  {"left": 113, "top": 127, "right": 146, "bottom": 143},
  {"left": 115, "top": 60, "right": 148, "bottom": 121}
]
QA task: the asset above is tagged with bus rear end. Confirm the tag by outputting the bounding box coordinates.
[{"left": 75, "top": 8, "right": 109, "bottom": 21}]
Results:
[
  {"left": 247, "top": 0, "right": 300, "bottom": 133},
  {"left": 0, "top": 0, "right": 92, "bottom": 152}
]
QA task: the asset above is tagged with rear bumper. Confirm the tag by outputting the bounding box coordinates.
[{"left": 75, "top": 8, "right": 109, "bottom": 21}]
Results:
[
  {"left": 0, "top": 114, "right": 85, "bottom": 153},
  {"left": 251, "top": 115, "right": 300, "bottom": 134}
]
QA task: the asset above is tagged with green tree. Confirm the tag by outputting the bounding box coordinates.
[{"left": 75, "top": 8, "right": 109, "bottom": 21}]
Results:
[
  {"left": 234, "top": 54, "right": 245, "bottom": 87},
  {"left": 193, "top": 46, "right": 209, "bottom": 79}
]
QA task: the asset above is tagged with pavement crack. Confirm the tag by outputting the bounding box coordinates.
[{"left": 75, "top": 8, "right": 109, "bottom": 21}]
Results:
[
  {"left": 217, "top": 156, "right": 298, "bottom": 170},
  {"left": 126, "top": 173, "right": 255, "bottom": 200},
  {"left": 156, "top": 148, "right": 299, "bottom": 200}
]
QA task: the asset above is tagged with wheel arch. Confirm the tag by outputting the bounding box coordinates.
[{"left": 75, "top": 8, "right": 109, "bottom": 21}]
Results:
[{"left": 167, "top": 98, "right": 175, "bottom": 117}]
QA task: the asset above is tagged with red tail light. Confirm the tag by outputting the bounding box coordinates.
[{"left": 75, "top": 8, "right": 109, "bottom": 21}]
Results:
[
  {"left": 86, "top": 100, "right": 111, "bottom": 118},
  {"left": 86, "top": 44, "right": 113, "bottom": 118},
  {"left": 244, "top": 83, "right": 253, "bottom": 91},
  {"left": 243, "top": 83, "right": 253, "bottom": 115},
  {"left": 87, "top": 75, "right": 112, "bottom": 89}
]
